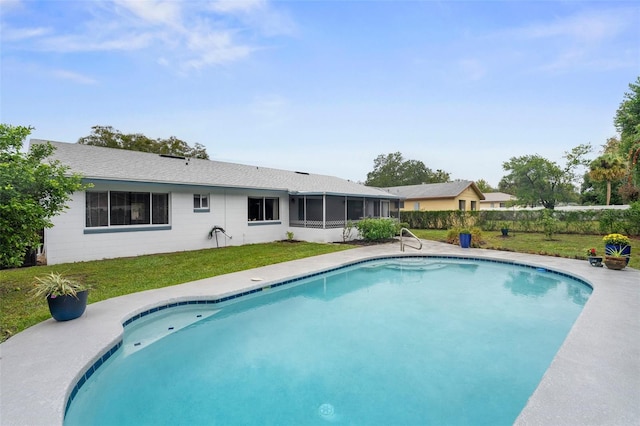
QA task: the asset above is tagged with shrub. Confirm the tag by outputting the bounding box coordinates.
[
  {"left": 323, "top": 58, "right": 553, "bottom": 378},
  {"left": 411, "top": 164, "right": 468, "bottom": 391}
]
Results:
[
  {"left": 342, "top": 220, "right": 355, "bottom": 242},
  {"left": 355, "top": 218, "right": 397, "bottom": 241},
  {"left": 622, "top": 202, "right": 640, "bottom": 235},
  {"left": 599, "top": 209, "right": 624, "bottom": 234},
  {"left": 539, "top": 210, "right": 558, "bottom": 240},
  {"left": 446, "top": 226, "right": 483, "bottom": 247}
]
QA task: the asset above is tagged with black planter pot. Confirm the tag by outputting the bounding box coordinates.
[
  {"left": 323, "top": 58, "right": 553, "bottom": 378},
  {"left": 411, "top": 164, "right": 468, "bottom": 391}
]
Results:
[
  {"left": 47, "top": 290, "right": 88, "bottom": 321},
  {"left": 501, "top": 228, "right": 509, "bottom": 237},
  {"left": 588, "top": 256, "right": 603, "bottom": 267}
]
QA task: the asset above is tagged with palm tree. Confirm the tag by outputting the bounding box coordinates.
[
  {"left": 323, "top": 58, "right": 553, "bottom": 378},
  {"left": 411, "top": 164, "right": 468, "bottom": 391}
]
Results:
[{"left": 589, "top": 153, "right": 628, "bottom": 205}]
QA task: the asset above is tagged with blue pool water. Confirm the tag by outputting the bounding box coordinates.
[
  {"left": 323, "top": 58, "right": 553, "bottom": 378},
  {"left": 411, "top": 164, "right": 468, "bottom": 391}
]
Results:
[{"left": 65, "top": 257, "right": 591, "bottom": 425}]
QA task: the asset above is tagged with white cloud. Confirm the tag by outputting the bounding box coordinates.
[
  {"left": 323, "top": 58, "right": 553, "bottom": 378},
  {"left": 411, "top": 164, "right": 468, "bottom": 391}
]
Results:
[
  {"left": 182, "top": 28, "right": 254, "bottom": 70},
  {"left": 1, "top": 25, "right": 51, "bottom": 41},
  {"left": 489, "top": 6, "right": 638, "bottom": 74},
  {"left": 208, "top": 0, "right": 297, "bottom": 37},
  {"left": 41, "top": 32, "right": 153, "bottom": 52},
  {"left": 113, "top": 0, "right": 182, "bottom": 27},
  {"left": 210, "top": 0, "right": 266, "bottom": 14},
  {"left": 3, "top": 0, "right": 293, "bottom": 72},
  {"left": 514, "top": 8, "right": 631, "bottom": 43},
  {"left": 0, "top": 0, "right": 23, "bottom": 15},
  {"left": 51, "top": 69, "right": 98, "bottom": 85}
]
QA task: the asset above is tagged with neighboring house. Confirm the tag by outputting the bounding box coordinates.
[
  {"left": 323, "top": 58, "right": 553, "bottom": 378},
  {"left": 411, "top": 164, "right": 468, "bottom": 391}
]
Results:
[
  {"left": 34, "top": 140, "right": 402, "bottom": 265},
  {"left": 382, "top": 181, "right": 484, "bottom": 211},
  {"left": 479, "top": 192, "right": 517, "bottom": 210}
]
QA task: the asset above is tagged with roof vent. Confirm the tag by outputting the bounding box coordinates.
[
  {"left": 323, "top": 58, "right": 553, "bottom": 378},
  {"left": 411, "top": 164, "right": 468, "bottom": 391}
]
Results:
[
  {"left": 295, "top": 171, "right": 309, "bottom": 175},
  {"left": 159, "top": 154, "right": 186, "bottom": 160}
]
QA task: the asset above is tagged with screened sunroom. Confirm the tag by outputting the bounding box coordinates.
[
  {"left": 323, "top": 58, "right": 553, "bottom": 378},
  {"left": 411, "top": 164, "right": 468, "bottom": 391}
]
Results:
[{"left": 288, "top": 194, "right": 401, "bottom": 229}]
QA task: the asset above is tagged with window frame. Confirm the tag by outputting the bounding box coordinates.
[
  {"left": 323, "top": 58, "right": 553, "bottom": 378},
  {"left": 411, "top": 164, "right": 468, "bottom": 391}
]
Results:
[
  {"left": 248, "top": 196, "right": 280, "bottom": 223},
  {"left": 193, "top": 194, "right": 210, "bottom": 212},
  {"left": 85, "top": 191, "right": 170, "bottom": 229}
]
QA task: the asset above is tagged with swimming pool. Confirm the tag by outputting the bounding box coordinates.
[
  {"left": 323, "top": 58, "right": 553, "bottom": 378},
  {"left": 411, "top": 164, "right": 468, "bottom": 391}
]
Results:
[{"left": 64, "top": 257, "right": 592, "bottom": 425}]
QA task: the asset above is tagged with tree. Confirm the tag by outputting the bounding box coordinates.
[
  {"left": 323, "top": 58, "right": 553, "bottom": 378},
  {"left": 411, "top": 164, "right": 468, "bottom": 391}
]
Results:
[
  {"left": 499, "top": 143, "right": 591, "bottom": 209},
  {"left": 0, "top": 124, "right": 86, "bottom": 268},
  {"left": 615, "top": 77, "right": 640, "bottom": 154},
  {"left": 589, "top": 153, "right": 627, "bottom": 205},
  {"left": 365, "top": 152, "right": 450, "bottom": 187},
  {"left": 562, "top": 143, "right": 593, "bottom": 188},
  {"left": 474, "top": 179, "right": 495, "bottom": 193},
  {"left": 77, "top": 125, "right": 209, "bottom": 159},
  {"left": 580, "top": 171, "right": 623, "bottom": 205},
  {"left": 499, "top": 155, "right": 577, "bottom": 209},
  {"left": 614, "top": 77, "right": 640, "bottom": 200}
]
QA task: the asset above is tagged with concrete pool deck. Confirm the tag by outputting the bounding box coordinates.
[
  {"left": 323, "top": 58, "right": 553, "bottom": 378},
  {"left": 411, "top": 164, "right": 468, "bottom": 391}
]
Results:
[{"left": 1, "top": 241, "right": 639, "bottom": 425}]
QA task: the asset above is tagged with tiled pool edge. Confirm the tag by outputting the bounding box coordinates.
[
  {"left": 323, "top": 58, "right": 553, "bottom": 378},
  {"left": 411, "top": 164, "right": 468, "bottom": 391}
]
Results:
[
  {"left": 1, "top": 243, "right": 638, "bottom": 426},
  {"left": 62, "top": 253, "right": 596, "bottom": 418}
]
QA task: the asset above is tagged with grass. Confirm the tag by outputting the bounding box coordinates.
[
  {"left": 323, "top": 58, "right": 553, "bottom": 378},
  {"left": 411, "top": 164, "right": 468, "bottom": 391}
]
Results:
[
  {"left": 0, "top": 242, "right": 354, "bottom": 342},
  {"left": 2, "top": 232, "right": 638, "bottom": 343},
  {"left": 410, "top": 229, "right": 640, "bottom": 270}
]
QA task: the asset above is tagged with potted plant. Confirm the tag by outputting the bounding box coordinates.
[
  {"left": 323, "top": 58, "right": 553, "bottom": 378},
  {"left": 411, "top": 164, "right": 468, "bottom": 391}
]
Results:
[
  {"left": 32, "top": 272, "right": 89, "bottom": 321},
  {"left": 604, "top": 245, "right": 630, "bottom": 270},
  {"left": 586, "top": 248, "right": 603, "bottom": 267},
  {"left": 603, "top": 233, "right": 631, "bottom": 265},
  {"left": 500, "top": 223, "right": 510, "bottom": 237},
  {"left": 459, "top": 228, "right": 472, "bottom": 248}
]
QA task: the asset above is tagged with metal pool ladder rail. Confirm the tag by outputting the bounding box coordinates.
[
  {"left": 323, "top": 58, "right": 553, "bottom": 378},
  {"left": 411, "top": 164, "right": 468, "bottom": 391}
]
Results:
[{"left": 400, "top": 228, "right": 422, "bottom": 252}]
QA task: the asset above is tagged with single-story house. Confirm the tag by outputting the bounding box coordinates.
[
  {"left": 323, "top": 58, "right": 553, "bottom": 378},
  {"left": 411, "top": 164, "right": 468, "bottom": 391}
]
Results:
[
  {"left": 382, "top": 181, "right": 484, "bottom": 211},
  {"left": 479, "top": 192, "right": 517, "bottom": 210},
  {"left": 33, "top": 140, "right": 402, "bottom": 265}
]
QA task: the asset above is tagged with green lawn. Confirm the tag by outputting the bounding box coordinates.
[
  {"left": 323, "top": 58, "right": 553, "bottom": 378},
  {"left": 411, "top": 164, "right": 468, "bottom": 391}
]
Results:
[
  {"left": 410, "top": 229, "right": 640, "bottom": 270},
  {"left": 1, "top": 232, "right": 638, "bottom": 343},
  {"left": 0, "top": 242, "right": 354, "bottom": 342}
]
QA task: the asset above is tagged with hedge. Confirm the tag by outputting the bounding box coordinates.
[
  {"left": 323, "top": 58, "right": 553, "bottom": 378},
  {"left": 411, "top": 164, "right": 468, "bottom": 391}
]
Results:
[{"left": 400, "top": 202, "right": 640, "bottom": 236}]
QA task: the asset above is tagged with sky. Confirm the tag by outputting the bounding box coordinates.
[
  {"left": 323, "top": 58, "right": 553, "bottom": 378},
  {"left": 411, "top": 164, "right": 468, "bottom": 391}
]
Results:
[{"left": 1, "top": 0, "right": 639, "bottom": 188}]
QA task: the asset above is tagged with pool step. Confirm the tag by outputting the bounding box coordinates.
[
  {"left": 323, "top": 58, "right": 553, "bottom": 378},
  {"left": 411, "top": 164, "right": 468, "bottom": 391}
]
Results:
[{"left": 122, "top": 306, "right": 220, "bottom": 356}]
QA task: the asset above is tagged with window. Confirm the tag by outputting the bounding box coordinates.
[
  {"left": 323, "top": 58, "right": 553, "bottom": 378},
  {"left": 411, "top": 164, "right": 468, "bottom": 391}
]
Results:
[
  {"left": 248, "top": 197, "right": 279, "bottom": 221},
  {"left": 346, "top": 199, "right": 363, "bottom": 220},
  {"left": 86, "top": 192, "right": 108, "bottom": 227},
  {"left": 86, "top": 191, "right": 169, "bottom": 227},
  {"left": 471, "top": 201, "right": 477, "bottom": 211},
  {"left": 458, "top": 200, "right": 466, "bottom": 211},
  {"left": 193, "top": 194, "right": 209, "bottom": 211},
  {"left": 413, "top": 202, "right": 420, "bottom": 211}
]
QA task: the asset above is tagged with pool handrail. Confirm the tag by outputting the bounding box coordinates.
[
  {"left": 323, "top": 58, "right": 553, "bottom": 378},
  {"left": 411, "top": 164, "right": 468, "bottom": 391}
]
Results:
[{"left": 400, "top": 228, "right": 422, "bottom": 252}]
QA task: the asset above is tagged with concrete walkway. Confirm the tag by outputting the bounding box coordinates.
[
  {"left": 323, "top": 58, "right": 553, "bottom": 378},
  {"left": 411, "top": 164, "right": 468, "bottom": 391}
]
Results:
[{"left": 1, "top": 241, "right": 638, "bottom": 425}]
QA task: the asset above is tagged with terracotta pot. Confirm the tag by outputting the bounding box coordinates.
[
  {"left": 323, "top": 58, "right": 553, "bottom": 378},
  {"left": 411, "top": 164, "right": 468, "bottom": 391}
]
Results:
[
  {"left": 605, "top": 244, "right": 631, "bottom": 265},
  {"left": 604, "top": 256, "right": 627, "bottom": 271}
]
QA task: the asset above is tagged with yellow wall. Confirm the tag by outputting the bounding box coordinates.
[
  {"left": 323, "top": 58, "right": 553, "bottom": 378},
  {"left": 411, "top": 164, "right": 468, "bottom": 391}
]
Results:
[{"left": 401, "top": 187, "right": 483, "bottom": 211}]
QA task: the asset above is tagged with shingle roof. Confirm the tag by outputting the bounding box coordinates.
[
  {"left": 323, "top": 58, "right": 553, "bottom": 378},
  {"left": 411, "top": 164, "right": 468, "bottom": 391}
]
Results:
[
  {"left": 382, "top": 181, "right": 484, "bottom": 200},
  {"left": 481, "top": 192, "right": 516, "bottom": 203},
  {"left": 32, "top": 140, "right": 398, "bottom": 198}
]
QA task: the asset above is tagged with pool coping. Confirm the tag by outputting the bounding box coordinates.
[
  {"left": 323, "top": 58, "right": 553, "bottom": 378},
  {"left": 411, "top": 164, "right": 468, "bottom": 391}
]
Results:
[{"left": 1, "top": 241, "right": 639, "bottom": 425}]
